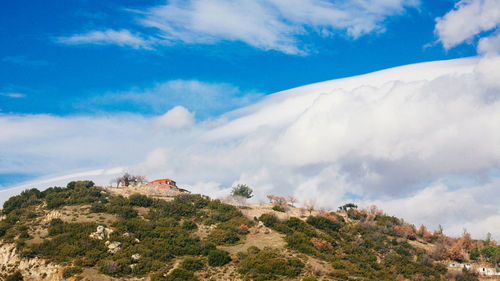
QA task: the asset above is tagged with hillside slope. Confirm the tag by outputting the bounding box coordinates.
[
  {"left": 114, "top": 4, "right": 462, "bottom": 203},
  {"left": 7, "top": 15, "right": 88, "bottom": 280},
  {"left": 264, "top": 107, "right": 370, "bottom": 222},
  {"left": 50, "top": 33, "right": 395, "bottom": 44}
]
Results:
[{"left": 0, "top": 181, "right": 498, "bottom": 281}]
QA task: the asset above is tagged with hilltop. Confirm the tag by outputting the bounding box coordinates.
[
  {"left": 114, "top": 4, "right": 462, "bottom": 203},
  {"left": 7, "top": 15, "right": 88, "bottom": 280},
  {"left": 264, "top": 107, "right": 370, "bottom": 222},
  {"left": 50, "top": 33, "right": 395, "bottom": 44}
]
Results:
[{"left": 0, "top": 180, "right": 498, "bottom": 281}]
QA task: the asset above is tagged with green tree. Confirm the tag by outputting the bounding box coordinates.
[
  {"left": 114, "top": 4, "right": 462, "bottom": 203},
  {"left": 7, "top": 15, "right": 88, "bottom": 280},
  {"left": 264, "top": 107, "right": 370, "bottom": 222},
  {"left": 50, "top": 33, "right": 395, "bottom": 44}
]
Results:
[{"left": 230, "top": 184, "right": 253, "bottom": 199}]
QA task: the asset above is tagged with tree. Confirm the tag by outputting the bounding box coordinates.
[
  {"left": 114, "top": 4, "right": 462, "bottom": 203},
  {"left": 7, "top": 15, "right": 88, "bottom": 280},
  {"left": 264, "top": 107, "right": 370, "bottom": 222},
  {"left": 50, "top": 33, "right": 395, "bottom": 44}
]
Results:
[
  {"left": 450, "top": 241, "right": 464, "bottom": 262},
  {"left": 305, "top": 199, "right": 316, "bottom": 215},
  {"left": 113, "top": 173, "right": 147, "bottom": 187},
  {"left": 417, "top": 225, "right": 432, "bottom": 242},
  {"left": 485, "top": 232, "right": 492, "bottom": 245},
  {"left": 338, "top": 203, "right": 357, "bottom": 211},
  {"left": 231, "top": 184, "right": 253, "bottom": 199},
  {"left": 437, "top": 224, "right": 444, "bottom": 235},
  {"left": 287, "top": 196, "right": 298, "bottom": 207},
  {"left": 461, "top": 232, "right": 473, "bottom": 251}
]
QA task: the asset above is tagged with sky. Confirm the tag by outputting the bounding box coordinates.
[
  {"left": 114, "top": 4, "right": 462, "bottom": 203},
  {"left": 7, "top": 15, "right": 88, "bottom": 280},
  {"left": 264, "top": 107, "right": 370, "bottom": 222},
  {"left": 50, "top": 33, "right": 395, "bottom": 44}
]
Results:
[{"left": 1, "top": 0, "right": 500, "bottom": 239}]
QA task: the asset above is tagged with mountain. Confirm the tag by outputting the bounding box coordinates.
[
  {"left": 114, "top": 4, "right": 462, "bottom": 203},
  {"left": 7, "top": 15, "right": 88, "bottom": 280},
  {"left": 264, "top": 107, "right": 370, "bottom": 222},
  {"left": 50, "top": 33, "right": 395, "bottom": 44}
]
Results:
[{"left": 0, "top": 180, "right": 498, "bottom": 280}]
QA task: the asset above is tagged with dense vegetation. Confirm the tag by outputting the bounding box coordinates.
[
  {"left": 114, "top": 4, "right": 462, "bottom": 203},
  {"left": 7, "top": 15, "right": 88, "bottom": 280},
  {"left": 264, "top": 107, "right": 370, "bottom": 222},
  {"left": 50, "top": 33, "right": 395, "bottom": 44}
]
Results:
[
  {"left": 0, "top": 180, "right": 495, "bottom": 280},
  {"left": 0, "top": 181, "right": 252, "bottom": 279}
]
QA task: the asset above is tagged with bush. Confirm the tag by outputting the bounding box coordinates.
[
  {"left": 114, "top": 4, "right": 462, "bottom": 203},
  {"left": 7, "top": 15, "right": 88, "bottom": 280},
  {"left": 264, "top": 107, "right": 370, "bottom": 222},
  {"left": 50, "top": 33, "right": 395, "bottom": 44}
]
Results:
[
  {"left": 306, "top": 215, "right": 342, "bottom": 233},
  {"left": 182, "top": 220, "right": 197, "bottom": 230},
  {"left": 207, "top": 229, "right": 239, "bottom": 245},
  {"left": 101, "top": 260, "right": 119, "bottom": 275},
  {"left": 259, "top": 213, "right": 279, "bottom": 227},
  {"left": 165, "top": 268, "right": 197, "bottom": 281},
  {"left": 129, "top": 193, "right": 153, "bottom": 207},
  {"left": 67, "top": 180, "right": 94, "bottom": 189},
  {"left": 272, "top": 205, "right": 285, "bottom": 212},
  {"left": 5, "top": 271, "right": 23, "bottom": 281},
  {"left": 3, "top": 188, "right": 42, "bottom": 214},
  {"left": 208, "top": 249, "right": 231, "bottom": 266},
  {"left": 63, "top": 266, "right": 83, "bottom": 278},
  {"left": 238, "top": 249, "right": 304, "bottom": 279},
  {"left": 181, "top": 257, "right": 204, "bottom": 271}
]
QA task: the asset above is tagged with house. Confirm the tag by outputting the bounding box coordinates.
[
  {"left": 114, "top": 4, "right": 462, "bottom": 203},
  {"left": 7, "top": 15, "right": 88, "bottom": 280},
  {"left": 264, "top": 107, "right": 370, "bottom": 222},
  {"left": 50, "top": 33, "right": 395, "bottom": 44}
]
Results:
[
  {"left": 148, "top": 178, "right": 177, "bottom": 189},
  {"left": 147, "top": 178, "right": 190, "bottom": 193},
  {"left": 449, "top": 263, "right": 500, "bottom": 276}
]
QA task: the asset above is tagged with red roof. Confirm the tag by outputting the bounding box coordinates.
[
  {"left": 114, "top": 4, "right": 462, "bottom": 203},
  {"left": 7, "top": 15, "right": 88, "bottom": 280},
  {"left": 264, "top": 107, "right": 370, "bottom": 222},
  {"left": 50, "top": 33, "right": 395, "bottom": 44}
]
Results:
[{"left": 151, "top": 178, "right": 173, "bottom": 183}]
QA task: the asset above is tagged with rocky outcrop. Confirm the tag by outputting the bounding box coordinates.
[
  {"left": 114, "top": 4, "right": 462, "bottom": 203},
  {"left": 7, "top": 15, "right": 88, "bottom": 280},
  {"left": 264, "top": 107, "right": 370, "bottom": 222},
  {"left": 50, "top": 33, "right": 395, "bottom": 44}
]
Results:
[
  {"left": 0, "top": 243, "right": 62, "bottom": 281},
  {"left": 106, "top": 241, "right": 121, "bottom": 254},
  {"left": 89, "top": 225, "right": 113, "bottom": 240}
]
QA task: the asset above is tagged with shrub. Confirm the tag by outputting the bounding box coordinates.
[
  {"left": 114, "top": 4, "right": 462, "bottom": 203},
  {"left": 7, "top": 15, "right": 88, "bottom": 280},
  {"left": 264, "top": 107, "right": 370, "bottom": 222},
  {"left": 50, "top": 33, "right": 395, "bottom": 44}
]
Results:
[
  {"left": 5, "top": 271, "right": 23, "bottom": 281},
  {"left": 181, "top": 257, "right": 204, "bottom": 271},
  {"left": 67, "top": 180, "right": 94, "bottom": 189},
  {"left": 285, "top": 232, "right": 316, "bottom": 255},
  {"left": 259, "top": 213, "right": 279, "bottom": 227},
  {"left": 208, "top": 249, "right": 231, "bottom": 266},
  {"left": 306, "top": 216, "right": 342, "bottom": 233},
  {"left": 182, "top": 220, "right": 197, "bottom": 230},
  {"left": 62, "top": 266, "right": 83, "bottom": 278},
  {"left": 101, "top": 260, "right": 119, "bottom": 275},
  {"left": 129, "top": 193, "right": 153, "bottom": 207},
  {"left": 238, "top": 249, "right": 304, "bottom": 279},
  {"left": 165, "top": 268, "right": 197, "bottom": 281},
  {"left": 2, "top": 188, "right": 42, "bottom": 214},
  {"left": 207, "top": 229, "right": 239, "bottom": 245},
  {"left": 272, "top": 205, "right": 285, "bottom": 212}
]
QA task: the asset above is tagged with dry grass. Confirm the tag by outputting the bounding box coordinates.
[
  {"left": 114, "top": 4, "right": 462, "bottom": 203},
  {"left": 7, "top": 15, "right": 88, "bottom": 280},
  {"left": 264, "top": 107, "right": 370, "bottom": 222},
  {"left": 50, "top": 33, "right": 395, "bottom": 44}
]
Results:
[{"left": 220, "top": 227, "right": 287, "bottom": 255}]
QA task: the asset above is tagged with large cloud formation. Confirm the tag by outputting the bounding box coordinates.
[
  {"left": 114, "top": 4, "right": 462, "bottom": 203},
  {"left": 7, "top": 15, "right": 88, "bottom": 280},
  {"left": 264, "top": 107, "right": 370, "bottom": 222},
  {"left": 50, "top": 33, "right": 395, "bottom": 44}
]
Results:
[{"left": 1, "top": 56, "right": 500, "bottom": 239}]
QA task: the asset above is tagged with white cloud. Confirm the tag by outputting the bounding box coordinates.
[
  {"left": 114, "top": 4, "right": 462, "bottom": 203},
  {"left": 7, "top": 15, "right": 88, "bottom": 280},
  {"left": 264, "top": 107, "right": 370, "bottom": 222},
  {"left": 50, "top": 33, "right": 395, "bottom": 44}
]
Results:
[
  {"left": 57, "top": 29, "right": 151, "bottom": 49},
  {"left": 154, "top": 106, "right": 195, "bottom": 129},
  {"left": 59, "top": 0, "right": 418, "bottom": 54},
  {"left": 139, "top": 0, "right": 418, "bottom": 54},
  {"left": 370, "top": 180, "right": 500, "bottom": 239},
  {"left": 2, "top": 56, "right": 500, "bottom": 239},
  {"left": 478, "top": 31, "right": 500, "bottom": 54},
  {"left": 0, "top": 92, "right": 26, "bottom": 98},
  {"left": 435, "top": 0, "right": 500, "bottom": 52}
]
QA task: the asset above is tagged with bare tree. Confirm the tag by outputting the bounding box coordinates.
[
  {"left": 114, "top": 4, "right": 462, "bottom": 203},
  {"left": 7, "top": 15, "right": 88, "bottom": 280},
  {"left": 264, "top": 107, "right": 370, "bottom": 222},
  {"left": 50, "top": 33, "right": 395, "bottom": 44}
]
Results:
[
  {"left": 136, "top": 175, "right": 148, "bottom": 185},
  {"left": 305, "top": 199, "right": 316, "bottom": 215},
  {"left": 287, "top": 196, "right": 298, "bottom": 207},
  {"left": 113, "top": 172, "right": 147, "bottom": 187}
]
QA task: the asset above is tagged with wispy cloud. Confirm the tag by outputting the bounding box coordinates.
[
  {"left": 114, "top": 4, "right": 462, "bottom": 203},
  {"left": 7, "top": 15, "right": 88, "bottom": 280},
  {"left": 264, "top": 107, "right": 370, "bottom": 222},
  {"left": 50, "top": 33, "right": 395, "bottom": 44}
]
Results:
[
  {"left": 435, "top": 0, "right": 500, "bottom": 53},
  {"left": 0, "top": 92, "right": 26, "bottom": 98},
  {"left": 2, "top": 55, "right": 48, "bottom": 67},
  {"left": 57, "top": 0, "right": 419, "bottom": 54},
  {"left": 57, "top": 29, "right": 152, "bottom": 49},
  {"left": 2, "top": 56, "right": 500, "bottom": 239}
]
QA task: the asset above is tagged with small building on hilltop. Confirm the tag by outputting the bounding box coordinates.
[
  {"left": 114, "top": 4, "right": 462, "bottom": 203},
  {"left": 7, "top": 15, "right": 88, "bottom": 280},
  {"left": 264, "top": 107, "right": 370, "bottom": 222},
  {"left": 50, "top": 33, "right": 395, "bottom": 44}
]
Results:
[{"left": 147, "top": 178, "right": 190, "bottom": 194}]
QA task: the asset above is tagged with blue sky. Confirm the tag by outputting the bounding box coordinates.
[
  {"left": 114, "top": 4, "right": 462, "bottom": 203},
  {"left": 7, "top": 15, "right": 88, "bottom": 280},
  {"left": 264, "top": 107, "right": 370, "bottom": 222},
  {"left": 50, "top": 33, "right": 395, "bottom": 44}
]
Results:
[
  {"left": 0, "top": 0, "right": 477, "bottom": 117},
  {"left": 2, "top": 0, "right": 500, "bottom": 238}
]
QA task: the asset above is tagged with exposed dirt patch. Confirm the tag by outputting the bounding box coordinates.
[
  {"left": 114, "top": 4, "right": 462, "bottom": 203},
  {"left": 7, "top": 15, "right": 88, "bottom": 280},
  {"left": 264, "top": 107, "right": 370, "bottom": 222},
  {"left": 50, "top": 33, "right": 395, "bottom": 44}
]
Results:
[
  {"left": 408, "top": 239, "right": 435, "bottom": 253},
  {"left": 220, "top": 227, "right": 287, "bottom": 255},
  {"left": 232, "top": 203, "right": 322, "bottom": 222}
]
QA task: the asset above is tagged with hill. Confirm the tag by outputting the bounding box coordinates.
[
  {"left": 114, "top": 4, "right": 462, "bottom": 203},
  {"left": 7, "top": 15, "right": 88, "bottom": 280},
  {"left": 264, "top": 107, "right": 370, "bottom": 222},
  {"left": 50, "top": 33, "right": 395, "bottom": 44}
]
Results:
[{"left": 0, "top": 181, "right": 498, "bottom": 281}]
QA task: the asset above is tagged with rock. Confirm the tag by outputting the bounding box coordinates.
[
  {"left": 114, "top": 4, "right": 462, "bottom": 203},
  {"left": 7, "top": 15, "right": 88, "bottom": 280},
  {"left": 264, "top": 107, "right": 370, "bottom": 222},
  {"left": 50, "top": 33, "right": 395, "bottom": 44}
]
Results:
[
  {"left": 0, "top": 243, "right": 62, "bottom": 280},
  {"left": 89, "top": 225, "right": 113, "bottom": 240},
  {"left": 107, "top": 242, "right": 121, "bottom": 254},
  {"left": 131, "top": 253, "right": 141, "bottom": 260}
]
